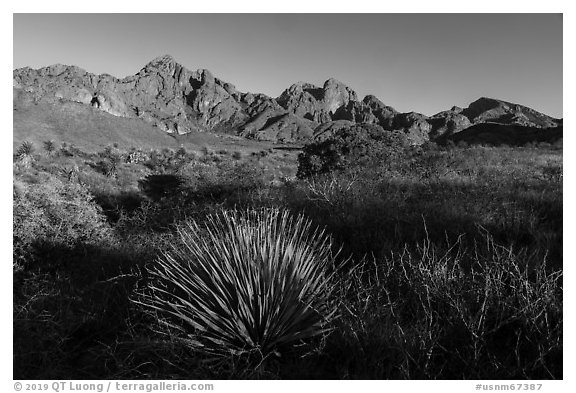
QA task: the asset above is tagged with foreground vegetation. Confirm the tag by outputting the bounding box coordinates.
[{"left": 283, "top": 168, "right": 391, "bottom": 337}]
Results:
[{"left": 13, "top": 136, "right": 562, "bottom": 379}]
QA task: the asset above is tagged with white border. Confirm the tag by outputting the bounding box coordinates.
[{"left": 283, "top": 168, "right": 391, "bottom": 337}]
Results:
[{"left": 3, "top": 3, "right": 572, "bottom": 391}]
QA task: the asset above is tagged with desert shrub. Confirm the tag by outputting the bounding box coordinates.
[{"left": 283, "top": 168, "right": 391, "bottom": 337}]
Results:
[
  {"left": 541, "top": 163, "right": 563, "bottom": 183},
  {"left": 161, "top": 148, "right": 176, "bottom": 160},
  {"left": 91, "top": 159, "right": 119, "bottom": 177},
  {"left": 403, "top": 149, "right": 459, "bottom": 180},
  {"left": 143, "top": 149, "right": 162, "bottom": 171},
  {"left": 175, "top": 146, "right": 187, "bottom": 158},
  {"left": 176, "top": 159, "right": 266, "bottom": 204},
  {"left": 13, "top": 172, "right": 113, "bottom": 269},
  {"left": 297, "top": 125, "right": 409, "bottom": 178},
  {"left": 141, "top": 148, "right": 193, "bottom": 173},
  {"left": 135, "top": 208, "right": 341, "bottom": 360},
  {"left": 15, "top": 141, "right": 36, "bottom": 168},
  {"left": 43, "top": 140, "right": 56, "bottom": 155},
  {"left": 15, "top": 140, "right": 35, "bottom": 159},
  {"left": 138, "top": 174, "right": 185, "bottom": 201},
  {"left": 56, "top": 143, "right": 85, "bottom": 158},
  {"left": 325, "top": 233, "right": 563, "bottom": 379}
]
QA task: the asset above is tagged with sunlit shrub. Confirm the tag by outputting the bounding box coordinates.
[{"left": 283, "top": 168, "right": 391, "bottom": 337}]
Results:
[
  {"left": 13, "top": 173, "right": 113, "bottom": 268},
  {"left": 297, "top": 125, "right": 409, "bottom": 178}
]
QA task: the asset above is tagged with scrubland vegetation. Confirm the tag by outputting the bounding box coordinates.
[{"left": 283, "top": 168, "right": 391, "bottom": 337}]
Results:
[{"left": 13, "top": 132, "right": 562, "bottom": 379}]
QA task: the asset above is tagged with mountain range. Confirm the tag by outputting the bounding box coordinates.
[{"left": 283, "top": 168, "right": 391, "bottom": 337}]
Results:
[{"left": 13, "top": 54, "right": 562, "bottom": 145}]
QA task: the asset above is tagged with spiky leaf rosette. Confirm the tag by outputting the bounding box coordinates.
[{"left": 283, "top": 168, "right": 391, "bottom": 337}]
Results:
[{"left": 136, "top": 208, "right": 340, "bottom": 358}]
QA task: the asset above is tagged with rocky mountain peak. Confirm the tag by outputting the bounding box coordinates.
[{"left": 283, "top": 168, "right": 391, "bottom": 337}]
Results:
[
  {"left": 323, "top": 77, "right": 346, "bottom": 90},
  {"left": 322, "top": 78, "right": 358, "bottom": 113},
  {"left": 145, "top": 54, "right": 176, "bottom": 67},
  {"left": 140, "top": 54, "right": 182, "bottom": 78},
  {"left": 362, "top": 94, "right": 381, "bottom": 104},
  {"left": 361, "top": 95, "right": 397, "bottom": 113}
]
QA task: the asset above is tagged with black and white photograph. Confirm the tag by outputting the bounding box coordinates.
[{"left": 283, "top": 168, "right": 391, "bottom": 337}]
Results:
[{"left": 9, "top": 6, "right": 567, "bottom": 385}]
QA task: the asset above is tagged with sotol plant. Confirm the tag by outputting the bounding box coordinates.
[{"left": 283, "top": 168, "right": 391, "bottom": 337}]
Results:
[
  {"left": 15, "top": 141, "right": 34, "bottom": 159},
  {"left": 43, "top": 140, "right": 56, "bottom": 155},
  {"left": 136, "top": 208, "right": 341, "bottom": 358}
]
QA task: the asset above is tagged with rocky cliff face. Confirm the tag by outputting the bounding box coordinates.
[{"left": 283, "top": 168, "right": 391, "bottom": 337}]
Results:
[
  {"left": 13, "top": 55, "right": 562, "bottom": 144},
  {"left": 276, "top": 78, "right": 358, "bottom": 123}
]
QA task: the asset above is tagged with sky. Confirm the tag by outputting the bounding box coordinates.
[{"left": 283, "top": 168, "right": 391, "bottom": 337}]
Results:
[{"left": 13, "top": 13, "right": 563, "bottom": 118}]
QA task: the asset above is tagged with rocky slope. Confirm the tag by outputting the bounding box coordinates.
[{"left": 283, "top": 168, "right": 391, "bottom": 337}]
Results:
[
  {"left": 13, "top": 55, "right": 562, "bottom": 144},
  {"left": 440, "top": 123, "right": 563, "bottom": 147}
]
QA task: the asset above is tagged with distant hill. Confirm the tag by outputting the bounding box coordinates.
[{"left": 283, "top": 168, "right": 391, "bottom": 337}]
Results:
[
  {"left": 461, "top": 97, "right": 560, "bottom": 128},
  {"left": 439, "top": 122, "right": 563, "bottom": 147},
  {"left": 13, "top": 55, "right": 562, "bottom": 146}
]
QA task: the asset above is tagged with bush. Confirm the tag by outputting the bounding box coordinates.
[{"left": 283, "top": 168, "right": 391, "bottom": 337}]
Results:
[
  {"left": 329, "top": 233, "right": 563, "bottom": 379},
  {"left": 135, "top": 208, "right": 341, "bottom": 359},
  {"left": 297, "top": 125, "right": 409, "bottom": 178},
  {"left": 176, "top": 159, "right": 266, "bottom": 203},
  {"left": 13, "top": 173, "right": 113, "bottom": 269},
  {"left": 15, "top": 141, "right": 36, "bottom": 167},
  {"left": 92, "top": 159, "right": 119, "bottom": 177},
  {"left": 16, "top": 141, "right": 35, "bottom": 159},
  {"left": 138, "top": 174, "right": 185, "bottom": 201},
  {"left": 43, "top": 140, "right": 56, "bottom": 155}
]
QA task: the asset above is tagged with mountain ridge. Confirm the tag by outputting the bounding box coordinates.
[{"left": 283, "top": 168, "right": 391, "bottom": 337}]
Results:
[{"left": 13, "top": 54, "right": 562, "bottom": 145}]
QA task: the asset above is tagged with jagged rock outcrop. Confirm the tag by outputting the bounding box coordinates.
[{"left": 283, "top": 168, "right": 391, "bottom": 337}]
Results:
[
  {"left": 427, "top": 106, "right": 472, "bottom": 137},
  {"left": 276, "top": 78, "right": 358, "bottom": 123},
  {"left": 333, "top": 95, "right": 398, "bottom": 129},
  {"left": 333, "top": 95, "right": 434, "bottom": 144},
  {"left": 392, "top": 112, "right": 432, "bottom": 144}
]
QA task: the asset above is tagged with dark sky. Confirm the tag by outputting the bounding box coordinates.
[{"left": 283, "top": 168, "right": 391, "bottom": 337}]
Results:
[{"left": 13, "top": 13, "right": 563, "bottom": 118}]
